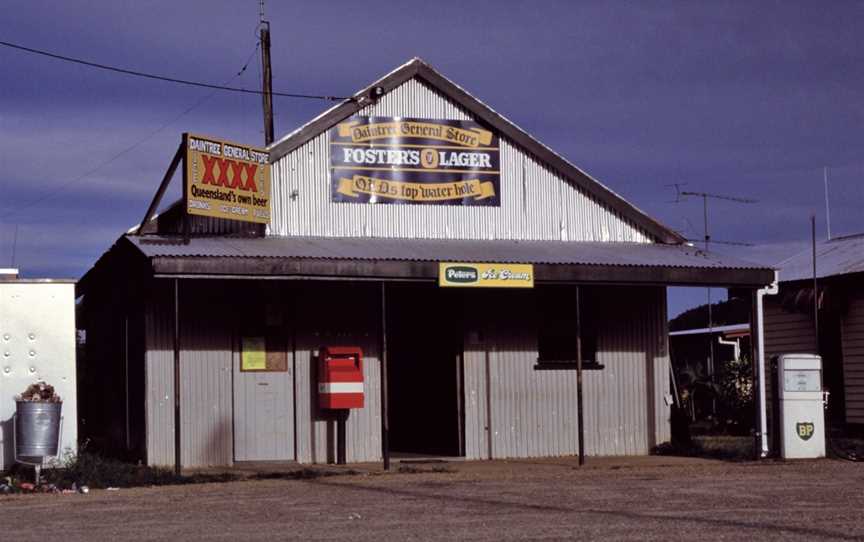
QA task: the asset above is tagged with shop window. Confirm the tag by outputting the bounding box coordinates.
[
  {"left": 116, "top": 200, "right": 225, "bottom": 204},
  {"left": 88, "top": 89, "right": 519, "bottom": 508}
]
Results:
[{"left": 535, "top": 287, "right": 601, "bottom": 370}]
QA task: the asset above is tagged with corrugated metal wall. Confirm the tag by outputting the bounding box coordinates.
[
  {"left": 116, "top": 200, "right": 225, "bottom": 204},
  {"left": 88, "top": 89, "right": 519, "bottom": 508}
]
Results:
[
  {"left": 293, "top": 283, "right": 382, "bottom": 464},
  {"left": 270, "top": 78, "right": 652, "bottom": 244},
  {"left": 464, "top": 286, "right": 670, "bottom": 459},
  {"left": 144, "top": 285, "right": 175, "bottom": 467},
  {"left": 145, "top": 282, "right": 233, "bottom": 468},
  {"left": 232, "top": 342, "right": 294, "bottom": 462},
  {"left": 584, "top": 286, "right": 670, "bottom": 454},
  {"left": 144, "top": 281, "right": 668, "bottom": 466},
  {"left": 842, "top": 290, "right": 864, "bottom": 424},
  {"left": 145, "top": 281, "right": 382, "bottom": 468}
]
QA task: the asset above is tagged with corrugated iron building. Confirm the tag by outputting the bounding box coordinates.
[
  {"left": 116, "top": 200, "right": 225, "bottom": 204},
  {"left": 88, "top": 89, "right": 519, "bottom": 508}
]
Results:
[
  {"left": 764, "top": 233, "right": 864, "bottom": 428},
  {"left": 79, "top": 58, "right": 773, "bottom": 468}
]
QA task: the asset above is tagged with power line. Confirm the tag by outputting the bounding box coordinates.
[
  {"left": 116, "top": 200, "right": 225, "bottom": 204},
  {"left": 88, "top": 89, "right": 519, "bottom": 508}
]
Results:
[
  {"left": 0, "top": 39, "right": 349, "bottom": 102},
  {"left": 0, "top": 43, "right": 262, "bottom": 220}
]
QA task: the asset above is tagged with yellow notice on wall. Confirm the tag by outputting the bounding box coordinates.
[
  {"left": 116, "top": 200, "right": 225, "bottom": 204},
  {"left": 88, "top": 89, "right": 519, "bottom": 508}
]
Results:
[
  {"left": 438, "top": 262, "right": 534, "bottom": 288},
  {"left": 241, "top": 337, "right": 267, "bottom": 371}
]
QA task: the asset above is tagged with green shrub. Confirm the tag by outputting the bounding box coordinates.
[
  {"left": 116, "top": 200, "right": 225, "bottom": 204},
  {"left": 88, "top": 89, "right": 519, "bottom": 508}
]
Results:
[{"left": 42, "top": 445, "right": 239, "bottom": 489}]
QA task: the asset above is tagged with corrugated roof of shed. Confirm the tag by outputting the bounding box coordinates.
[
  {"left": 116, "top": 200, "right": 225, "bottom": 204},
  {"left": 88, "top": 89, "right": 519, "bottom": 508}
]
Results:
[
  {"left": 127, "top": 235, "right": 768, "bottom": 270},
  {"left": 776, "top": 232, "right": 864, "bottom": 282}
]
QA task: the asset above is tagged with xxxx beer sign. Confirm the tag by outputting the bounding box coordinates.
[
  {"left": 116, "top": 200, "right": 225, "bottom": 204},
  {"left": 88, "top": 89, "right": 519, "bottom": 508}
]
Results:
[
  {"left": 184, "top": 133, "right": 271, "bottom": 224},
  {"left": 330, "top": 116, "right": 500, "bottom": 206}
]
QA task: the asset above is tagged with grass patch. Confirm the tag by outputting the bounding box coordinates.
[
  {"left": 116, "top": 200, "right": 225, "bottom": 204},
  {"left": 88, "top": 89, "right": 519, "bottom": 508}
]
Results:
[
  {"left": 397, "top": 465, "right": 455, "bottom": 474},
  {"left": 251, "top": 468, "right": 359, "bottom": 481},
  {"left": 2, "top": 452, "right": 367, "bottom": 493},
  {"left": 39, "top": 452, "right": 242, "bottom": 489}
]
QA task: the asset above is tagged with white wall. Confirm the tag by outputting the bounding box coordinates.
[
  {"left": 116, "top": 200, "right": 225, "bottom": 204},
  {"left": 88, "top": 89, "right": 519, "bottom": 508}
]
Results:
[{"left": 0, "top": 282, "right": 77, "bottom": 470}]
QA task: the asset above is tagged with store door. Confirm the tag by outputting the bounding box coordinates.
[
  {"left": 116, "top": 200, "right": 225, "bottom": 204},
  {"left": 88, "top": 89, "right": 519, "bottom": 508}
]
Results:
[
  {"left": 233, "top": 335, "right": 294, "bottom": 461},
  {"left": 387, "top": 284, "right": 464, "bottom": 457}
]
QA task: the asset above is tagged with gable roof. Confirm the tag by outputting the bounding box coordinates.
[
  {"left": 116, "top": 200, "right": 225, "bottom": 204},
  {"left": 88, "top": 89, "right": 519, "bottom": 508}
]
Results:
[{"left": 269, "top": 58, "right": 685, "bottom": 245}]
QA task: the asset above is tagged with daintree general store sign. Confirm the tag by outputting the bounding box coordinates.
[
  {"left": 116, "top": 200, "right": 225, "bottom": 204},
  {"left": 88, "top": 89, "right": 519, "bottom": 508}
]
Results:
[
  {"left": 330, "top": 116, "right": 500, "bottom": 206},
  {"left": 438, "top": 262, "right": 534, "bottom": 288},
  {"left": 185, "top": 133, "right": 271, "bottom": 224}
]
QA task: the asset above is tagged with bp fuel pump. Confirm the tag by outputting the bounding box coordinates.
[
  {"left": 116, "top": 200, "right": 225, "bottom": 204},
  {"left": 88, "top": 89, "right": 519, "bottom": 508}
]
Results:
[{"left": 775, "top": 354, "right": 825, "bottom": 459}]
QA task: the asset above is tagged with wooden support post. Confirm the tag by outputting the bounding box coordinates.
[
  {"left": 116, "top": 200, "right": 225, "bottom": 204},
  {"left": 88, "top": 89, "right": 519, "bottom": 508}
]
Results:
[
  {"left": 135, "top": 141, "right": 184, "bottom": 235},
  {"left": 576, "top": 286, "right": 585, "bottom": 466},
  {"left": 485, "top": 350, "right": 493, "bottom": 460},
  {"left": 181, "top": 133, "right": 191, "bottom": 244},
  {"left": 173, "top": 278, "right": 182, "bottom": 475},
  {"left": 380, "top": 282, "right": 390, "bottom": 470},
  {"left": 260, "top": 22, "right": 274, "bottom": 145},
  {"left": 336, "top": 410, "right": 348, "bottom": 465}
]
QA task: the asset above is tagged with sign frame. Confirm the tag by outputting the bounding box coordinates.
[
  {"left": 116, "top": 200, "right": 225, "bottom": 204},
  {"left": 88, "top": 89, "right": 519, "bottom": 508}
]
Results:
[
  {"left": 438, "top": 262, "right": 534, "bottom": 288},
  {"left": 183, "top": 132, "right": 271, "bottom": 225},
  {"left": 330, "top": 116, "right": 501, "bottom": 207}
]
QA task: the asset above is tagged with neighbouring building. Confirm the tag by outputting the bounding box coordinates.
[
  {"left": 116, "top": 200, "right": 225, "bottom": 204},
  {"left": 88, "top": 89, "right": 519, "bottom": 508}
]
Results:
[
  {"left": 764, "top": 233, "right": 864, "bottom": 428},
  {"left": 0, "top": 269, "right": 78, "bottom": 471},
  {"left": 78, "top": 58, "right": 773, "bottom": 469}
]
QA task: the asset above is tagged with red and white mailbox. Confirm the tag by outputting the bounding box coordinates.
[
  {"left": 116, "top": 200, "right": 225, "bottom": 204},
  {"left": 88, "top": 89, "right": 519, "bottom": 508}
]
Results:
[{"left": 318, "top": 346, "right": 364, "bottom": 409}]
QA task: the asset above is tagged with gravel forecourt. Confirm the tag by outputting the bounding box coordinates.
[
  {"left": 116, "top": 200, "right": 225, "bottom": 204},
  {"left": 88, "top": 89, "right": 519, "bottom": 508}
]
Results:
[{"left": 3, "top": 457, "right": 864, "bottom": 541}]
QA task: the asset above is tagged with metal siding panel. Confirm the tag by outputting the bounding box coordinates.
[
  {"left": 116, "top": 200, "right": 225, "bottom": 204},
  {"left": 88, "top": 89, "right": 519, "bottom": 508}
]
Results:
[
  {"left": 293, "top": 345, "right": 314, "bottom": 463},
  {"left": 582, "top": 286, "right": 665, "bottom": 456},
  {"left": 843, "top": 292, "right": 864, "bottom": 424},
  {"left": 460, "top": 287, "right": 667, "bottom": 460},
  {"left": 463, "top": 345, "right": 488, "bottom": 460},
  {"left": 654, "top": 288, "right": 672, "bottom": 446},
  {"left": 144, "top": 285, "right": 235, "bottom": 468},
  {"left": 347, "top": 335, "right": 382, "bottom": 463},
  {"left": 270, "top": 79, "right": 652, "bottom": 243},
  {"left": 480, "top": 293, "right": 578, "bottom": 459},
  {"left": 232, "top": 336, "right": 293, "bottom": 462},
  {"left": 293, "top": 284, "right": 382, "bottom": 465},
  {"left": 144, "top": 287, "right": 174, "bottom": 467},
  {"left": 180, "top": 308, "right": 233, "bottom": 468}
]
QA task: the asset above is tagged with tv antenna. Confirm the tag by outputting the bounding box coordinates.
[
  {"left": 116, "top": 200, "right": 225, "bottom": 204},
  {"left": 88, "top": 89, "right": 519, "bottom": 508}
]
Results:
[{"left": 670, "top": 184, "right": 758, "bottom": 412}]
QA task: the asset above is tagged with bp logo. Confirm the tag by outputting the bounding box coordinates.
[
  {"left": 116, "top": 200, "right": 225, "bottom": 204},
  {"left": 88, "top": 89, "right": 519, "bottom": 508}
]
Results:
[{"left": 796, "top": 422, "right": 815, "bottom": 441}]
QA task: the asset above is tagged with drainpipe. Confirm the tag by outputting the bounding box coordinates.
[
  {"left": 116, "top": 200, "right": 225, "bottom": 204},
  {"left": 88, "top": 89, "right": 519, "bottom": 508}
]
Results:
[
  {"left": 717, "top": 336, "right": 740, "bottom": 361},
  {"left": 756, "top": 272, "right": 779, "bottom": 458}
]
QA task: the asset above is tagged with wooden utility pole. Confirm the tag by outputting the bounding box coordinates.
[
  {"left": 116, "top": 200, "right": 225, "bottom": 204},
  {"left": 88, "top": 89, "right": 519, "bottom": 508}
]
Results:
[{"left": 260, "top": 20, "right": 275, "bottom": 145}]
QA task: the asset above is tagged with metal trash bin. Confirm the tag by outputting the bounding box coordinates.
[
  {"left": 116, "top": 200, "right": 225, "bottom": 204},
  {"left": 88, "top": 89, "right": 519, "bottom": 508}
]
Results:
[{"left": 15, "top": 401, "right": 62, "bottom": 458}]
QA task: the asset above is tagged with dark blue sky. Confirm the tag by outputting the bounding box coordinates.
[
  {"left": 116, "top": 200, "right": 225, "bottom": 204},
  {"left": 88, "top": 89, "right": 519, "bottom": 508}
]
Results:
[{"left": 1, "top": 1, "right": 862, "bottom": 316}]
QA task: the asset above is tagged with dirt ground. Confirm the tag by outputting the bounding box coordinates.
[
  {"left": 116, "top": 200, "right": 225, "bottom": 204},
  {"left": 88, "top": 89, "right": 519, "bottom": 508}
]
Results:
[{"left": 3, "top": 456, "right": 864, "bottom": 541}]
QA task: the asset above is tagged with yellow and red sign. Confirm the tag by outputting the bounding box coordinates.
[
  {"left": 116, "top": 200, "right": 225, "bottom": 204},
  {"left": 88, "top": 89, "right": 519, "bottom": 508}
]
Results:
[{"left": 185, "top": 133, "right": 271, "bottom": 224}]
